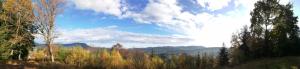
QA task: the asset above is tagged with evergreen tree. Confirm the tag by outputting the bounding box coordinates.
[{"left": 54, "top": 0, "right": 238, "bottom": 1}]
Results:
[
  {"left": 218, "top": 43, "right": 229, "bottom": 66},
  {"left": 230, "top": 26, "right": 252, "bottom": 64}
]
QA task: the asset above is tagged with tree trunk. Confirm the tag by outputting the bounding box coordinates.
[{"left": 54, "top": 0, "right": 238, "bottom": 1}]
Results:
[
  {"left": 47, "top": 43, "right": 54, "bottom": 62},
  {"left": 18, "top": 53, "right": 21, "bottom": 60}
]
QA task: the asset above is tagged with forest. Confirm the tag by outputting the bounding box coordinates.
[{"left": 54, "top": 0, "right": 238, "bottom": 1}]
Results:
[{"left": 0, "top": 0, "right": 300, "bottom": 69}]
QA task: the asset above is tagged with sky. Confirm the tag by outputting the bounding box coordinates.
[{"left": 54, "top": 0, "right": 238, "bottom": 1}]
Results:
[{"left": 35, "top": 0, "right": 300, "bottom": 48}]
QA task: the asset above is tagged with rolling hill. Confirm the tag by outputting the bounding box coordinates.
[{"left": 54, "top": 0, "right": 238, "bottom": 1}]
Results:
[
  {"left": 35, "top": 43, "right": 221, "bottom": 56},
  {"left": 134, "top": 46, "right": 221, "bottom": 56}
]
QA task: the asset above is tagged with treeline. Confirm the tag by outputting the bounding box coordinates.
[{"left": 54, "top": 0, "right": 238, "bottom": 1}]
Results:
[{"left": 29, "top": 44, "right": 219, "bottom": 69}]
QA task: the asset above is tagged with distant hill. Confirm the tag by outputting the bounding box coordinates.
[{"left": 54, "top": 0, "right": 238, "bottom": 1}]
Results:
[
  {"left": 35, "top": 43, "right": 221, "bottom": 56},
  {"left": 35, "top": 43, "right": 91, "bottom": 48},
  {"left": 35, "top": 43, "right": 105, "bottom": 51},
  {"left": 62, "top": 43, "right": 90, "bottom": 48},
  {"left": 133, "top": 46, "right": 221, "bottom": 56}
]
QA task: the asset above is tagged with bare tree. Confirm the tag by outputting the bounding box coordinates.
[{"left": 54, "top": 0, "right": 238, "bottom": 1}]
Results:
[{"left": 34, "top": 0, "right": 64, "bottom": 62}]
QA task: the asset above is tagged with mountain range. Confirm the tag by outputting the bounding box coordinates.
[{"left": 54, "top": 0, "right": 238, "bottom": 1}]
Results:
[
  {"left": 36, "top": 43, "right": 221, "bottom": 56},
  {"left": 133, "top": 46, "right": 221, "bottom": 56}
]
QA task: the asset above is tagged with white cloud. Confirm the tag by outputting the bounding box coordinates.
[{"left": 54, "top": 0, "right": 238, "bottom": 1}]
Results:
[
  {"left": 123, "top": 0, "right": 182, "bottom": 24},
  {"left": 35, "top": 26, "right": 192, "bottom": 48},
  {"left": 234, "top": 0, "right": 258, "bottom": 9},
  {"left": 234, "top": 0, "right": 292, "bottom": 10},
  {"left": 124, "top": 0, "right": 200, "bottom": 34},
  {"left": 279, "top": 0, "right": 291, "bottom": 5},
  {"left": 196, "top": 0, "right": 232, "bottom": 11},
  {"left": 192, "top": 11, "right": 251, "bottom": 47},
  {"left": 121, "top": 0, "right": 240, "bottom": 47},
  {"left": 69, "top": 0, "right": 250, "bottom": 47},
  {"left": 122, "top": 0, "right": 260, "bottom": 47},
  {"left": 67, "top": 0, "right": 296, "bottom": 47},
  {"left": 72, "top": 0, "right": 123, "bottom": 16}
]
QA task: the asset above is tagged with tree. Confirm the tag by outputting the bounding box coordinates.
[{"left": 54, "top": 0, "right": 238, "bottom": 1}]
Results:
[
  {"left": 112, "top": 43, "right": 123, "bottom": 51},
  {"left": 199, "top": 53, "right": 215, "bottom": 69},
  {"left": 271, "top": 3, "right": 299, "bottom": 56},
  {"left": 218, "top": 43, "right": 229, "bottom": 66},
  {"left": 99, "top": 49, "right": 110, "bottom": 68},
  {"left": 34, "top": 0, "right": 64, "bottom": 62},
  {"left": 239, "top": 27, "right": 251, "bottom": 57},
  {"left": 0, "top": 0, "right": 36, "bottom": 60},
  {"left": 230, "top": 26, "right": 251, "bottom": 64},
  {"left": 150, "top": 56, "right": 164, "bottom": 69},
  {"left": 109, "top": 49, "right": 126, "bottom": 69},
  {"left": 250, "top": 0, "right": 299, "bottom": 57},
  {"left": 250, "top": 0, "right": 282, "bottom": 57},
  {"left": 0, "top": 0, "right": 10, "bottom": 60},
  {"left": 230, "top": 0, "right": 300, "bottom": 64}
]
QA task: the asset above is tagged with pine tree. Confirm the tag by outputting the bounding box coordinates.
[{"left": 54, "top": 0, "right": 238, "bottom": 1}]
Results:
[
  {"left": 230, "top": 27, "right": 252, "bottom": 64},
  {"left": 218, "top": 43, "right": 229, "bottom": 66}
]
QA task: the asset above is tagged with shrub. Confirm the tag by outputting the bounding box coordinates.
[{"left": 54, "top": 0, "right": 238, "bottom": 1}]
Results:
[
  {"left": 29, "top": 48, "right": 46, "bottom": 61},
  {"left": 56, "top": 47, "right": 70, "bottom": 63},
  {"left": 65, "top": 46, "right": 91, "bottom": 66}
]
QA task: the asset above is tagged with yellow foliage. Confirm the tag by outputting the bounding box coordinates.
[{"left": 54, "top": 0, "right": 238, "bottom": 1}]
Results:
[
  {"left": 142, "top": 54, "right": 152, "bottom": 69},
  {"left": 29, "top": 49, "right": 46, "bottom": 61},
  {"left": 110, "top": 50, "right": 123, "bottom": 64},
  {"left": 107, "top": 49, "right": 126, "bottom": 69},
  {"left": 99, "top": 49, "right": 110, "bottom": 62},
  {"left": 65, "top": 47, "right": 90, "bottom": 66},
  {"left": 151, "top": 56, "right": 164, "bottom": 66},
  {"left": 2, "top": 0, "right": 34, "bottom": 21},
  {"left": 98, "top": 49, "right": 128, "bottom": 69},
  {"left": 138, "top": 54, "right": 165, "bottom": 69}
]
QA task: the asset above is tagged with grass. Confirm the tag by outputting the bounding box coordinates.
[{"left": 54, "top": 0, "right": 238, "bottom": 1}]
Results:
[
  {"left": 0, "top": 60, "right": 76, "bottom": 69},
  {"left": 1, "top": 56, "right": 300, "bottom": 69},
  {"left": 231, "top": 56, "right": 300, "bottom": 69}
]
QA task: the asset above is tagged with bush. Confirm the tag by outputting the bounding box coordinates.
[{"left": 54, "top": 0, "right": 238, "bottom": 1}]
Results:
[
  {"left": 28, "top": 48, "right": 46, "bottom": 61},
  {"left": 56, "top": 47, "right": 70, "bottom": 63},
  {"left": 65, "top": 46, "right": 91, "bottom": 66}
]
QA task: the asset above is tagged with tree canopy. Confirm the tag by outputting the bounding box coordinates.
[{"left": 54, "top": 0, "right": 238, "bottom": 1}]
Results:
[
  {"left": 0, "top": 0, "right": 36, "bottom": 60},
  {"left": 231, "top": 0, "right": 300, "bottom": 64}
]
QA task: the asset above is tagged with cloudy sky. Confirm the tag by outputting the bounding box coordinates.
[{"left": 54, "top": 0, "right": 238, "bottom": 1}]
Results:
[{"left": 35, "top": 0, "right": 300, "bottom": 48}]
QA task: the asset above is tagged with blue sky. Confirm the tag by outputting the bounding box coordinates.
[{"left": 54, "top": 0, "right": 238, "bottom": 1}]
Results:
[{"left": 36, "top": 0, "right": 300, "bottom": 48}]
